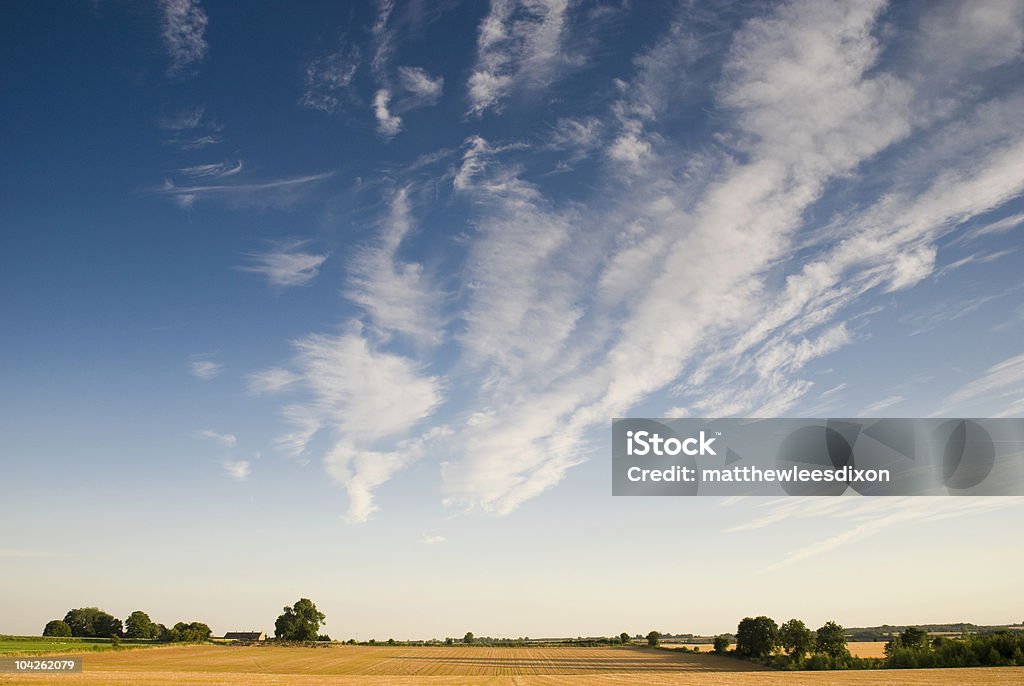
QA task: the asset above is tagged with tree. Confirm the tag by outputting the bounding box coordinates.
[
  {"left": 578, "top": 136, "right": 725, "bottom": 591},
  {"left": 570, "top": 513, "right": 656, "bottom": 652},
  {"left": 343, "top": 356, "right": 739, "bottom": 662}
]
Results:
[
  {"left": 619, "top": 632, "right": 631, "bottom": 645},
  {"left": 174, "top": 622, "right": 212, "bottom": 642},
  {"left": 463, "top": 632, "right": 475, "bottom": 644},
  {"left": 899, "top": 626, "right": 929, "bottom": 651},
  {"left": 646, "top": 630, "right": 661, "bottom": 647},
  {"left": 43, "top": 620, "right": 72, "bottom": 637},
  {"left": 815, "top": 621, "right": 848, "bottom": 658},
  {"left": 63, "top": 608, "right": 122, "bottom": 638},
  {"left": 125, "top": 611, "right": 156, "bottom": 639},
  {"left": 779, "top": 619, "right": 814, "bottom": 660},
  {"left": 713, "top": 635, "right": 731, "bottom": 654},
  {"left": 735, "top": 616, "right": 778, "bottom": 658},
  {"left": 275, "top": 598, "right": 326, "bottom": 641}
]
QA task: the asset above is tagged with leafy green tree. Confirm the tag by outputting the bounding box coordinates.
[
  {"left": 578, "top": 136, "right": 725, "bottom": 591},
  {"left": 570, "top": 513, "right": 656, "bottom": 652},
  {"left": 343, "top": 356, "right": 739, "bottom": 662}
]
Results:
[
  {"left": 646, "top": 630, "right": 661, "bottom": 647},
  {"left": 619, "top": 632, "right": 631, "bottom": 645},
  {"left": 125, "top": 611, "right": 156, "bottom": 639},
  {"left": 815, "top": 621, "right": 848, "bottom": 658},
  {"left": 63, "top": 608, "right": 122, "bottom": 638},
  {"left": 43, "top": 620, "right": 72, "bottom": 637},
  {"left": 180, "top": 622, "right": 212, "bottom": 642},
  {"left": 713, "top": 635, "right": 731, "bottom": 653},
  {"left": 463, "top": 632, "right": 475, "bottom": 644},
  {"left": 735, "top": 616, "right": 778, "bottom": 658},
  {"left": 779, "top": 619, "right": 814, "bottom": 660},
  {"left": 275, "top": 598, "right": 326, "bottom": 641},
  {"left": 899, "top": 626, "right": 929, "bottom": 650},
  {"left": 156, "top": 624, "right": 173, "bottom": 642}
]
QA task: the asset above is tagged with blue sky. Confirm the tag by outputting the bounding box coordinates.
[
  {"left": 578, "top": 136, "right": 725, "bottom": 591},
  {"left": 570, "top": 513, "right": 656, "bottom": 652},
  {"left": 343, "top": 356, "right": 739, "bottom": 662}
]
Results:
[{"left": 2, "top": 0, "right": 1024, "bottom": 638}]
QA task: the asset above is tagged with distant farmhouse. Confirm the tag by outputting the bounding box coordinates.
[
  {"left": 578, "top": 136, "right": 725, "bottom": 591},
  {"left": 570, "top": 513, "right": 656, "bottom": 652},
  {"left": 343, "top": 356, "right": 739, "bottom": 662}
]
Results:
[{"left": 223, "top": 631, "right": 266, "bottom": 641}]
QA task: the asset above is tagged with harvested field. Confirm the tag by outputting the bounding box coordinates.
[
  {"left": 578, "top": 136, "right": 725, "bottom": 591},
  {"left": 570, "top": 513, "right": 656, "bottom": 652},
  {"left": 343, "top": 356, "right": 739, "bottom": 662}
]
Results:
[
  {"left": 1, "top": 645, "right": 1022, "bottom": 685},
  {"left": 847, "top": 642, "right": 890, "bottom": 658}
]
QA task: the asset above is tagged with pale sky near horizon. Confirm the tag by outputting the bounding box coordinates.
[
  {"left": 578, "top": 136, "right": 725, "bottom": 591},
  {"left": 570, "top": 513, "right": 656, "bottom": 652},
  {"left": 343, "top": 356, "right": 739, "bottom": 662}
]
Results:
[{"left": 2, "top": 0, "right": 1024, "bottom": 639}]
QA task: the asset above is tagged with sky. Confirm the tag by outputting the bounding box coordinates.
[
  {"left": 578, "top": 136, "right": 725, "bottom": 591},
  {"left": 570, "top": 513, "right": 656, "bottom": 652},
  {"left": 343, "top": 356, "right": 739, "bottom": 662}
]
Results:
[{"left": 2, "top": 0, "right": 1024, "bottom": 640}]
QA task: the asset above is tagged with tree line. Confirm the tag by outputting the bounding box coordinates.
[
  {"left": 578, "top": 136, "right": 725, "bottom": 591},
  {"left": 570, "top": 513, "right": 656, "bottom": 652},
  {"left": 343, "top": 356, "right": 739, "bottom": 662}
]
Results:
[
  {"left": 42, "top": 608, "right": 211, "bottom": 643},
  {"left": 712, "top": 616, "right": 1024, "bottom": 670}
]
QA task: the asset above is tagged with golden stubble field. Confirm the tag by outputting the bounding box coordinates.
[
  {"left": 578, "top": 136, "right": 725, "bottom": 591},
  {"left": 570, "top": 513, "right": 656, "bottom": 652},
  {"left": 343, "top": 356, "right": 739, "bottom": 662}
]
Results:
[{"left": 1, "top": 645, "right": 1021, "bottom": 685}]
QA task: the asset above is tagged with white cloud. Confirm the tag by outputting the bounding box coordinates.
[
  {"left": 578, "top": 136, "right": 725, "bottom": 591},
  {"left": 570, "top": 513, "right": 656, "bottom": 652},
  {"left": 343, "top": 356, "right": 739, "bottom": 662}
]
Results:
[
  {"left": 291, "top": 328, "right": 442, "bottom": 444},
  {"left": 373, "top": 89, "right": 403, "bottom": 137},
  {"left": 177, "top": 161, "right": 243, "bottom": 179},
  {"left": 158, "top": 105, "right": 208, "bottom": 131},
  {"left": 371, "top": 0, "right": 396, "bottom": 78},
  {"left": 938, "top": 352, "right": 1024, "bottom": 414},
  {"left": 158, "top": 172, "right": 334, "bottom": 208},
  {"left": 255, "top": 0, "right": 1024, "bottom": 520},
  {"left": 301, "top": 45, "right": 360, "bottom": 114},
  {"left": 468, "top": 0, "right": 575, "bottom": 114},
  {"left": 189, "top": 359, "right": 223, "bottom": 380},
  {"left": 223, "top": 460, "right": 251, "bottom": 481},
  {"left": 237, "top": 240, "right": 328, "bottom": 288},
  {"left": 859, "top": 395, "right": 905, "bottom": 416},
  {"left": 194, "top": 429, "right": 237, "bottom": 448},
  {"left": 548, "top": 116, "right": 602, "bottom": 156},
  {"left": 346, "top": 187, "right": 444, "bottom": 345},
  {"left": 960, "top": 211, "right": 1024, "bottom": 241},
  {"left": 247, "top": 367, "right": 302, "bottom": 395},
  {"left": 726, "top": 497, "right": 1024, "bottom": 572},
  {"left": 159, "top": 0, "right": 208, "bottom": 76},
  {"left": 262, "top": 325, "right": 444, "bottom": 520},
  {"left": 397, "top": 66, "right": 444, "bottom": 105},
  {"left": 913, "top": 0, "right": 1024, "bottom": 79},
  {"left": 441, "top": 0, "right": 1024, "bottom": 515},
  {"left": 419, "top": 534, "right": 446, "bottom": 545}
]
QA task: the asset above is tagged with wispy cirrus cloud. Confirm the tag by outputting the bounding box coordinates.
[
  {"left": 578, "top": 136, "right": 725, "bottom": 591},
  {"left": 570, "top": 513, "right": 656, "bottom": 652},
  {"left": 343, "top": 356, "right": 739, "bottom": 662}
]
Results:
[
  {"left": 254, "top": 0, "right": 1024, "bottom": 522},
  {"left": 935, "top": 351, "right": 1024, "bottom": 416},
  {"left": 468, "top": 0, "right": 576, "bottom": 114},
  {"left": 301, "top": 45, "right": 361, "bottom": 114},
  {"left": 176, "top": 160, "right": 243, "bottom": 179},
  {"left": 397, "top": 66, "right": 444, "bottom": 106},
  {"left": 223, "top": 460, "right": 251, "bottom": 481},
  {"left": 267, "top": 324, "right": 445, "bottom": 521},
  {"left": 188, "top": 358, "right": 223, "bottom": 381},
  {"left": 247, "top": 367, "right": 302, "bottom": 396},
  {"left": 159, "top": 0, "right": 208, "bottom": 76},
  {"left": 858, "top": 395, "right": 905, "bottom": 416},
  {"left": 158, "top": 105, "right": 223, "bottom": 150},
  {"left": 237, "top": 240, "right": 329, "bottom": 288},
  {"left": 441, "top": 0, "right": 1024, "bottom": 516},
  {"left": 158, "top": 171, "right": 334, "bottom": 209},
  {"left": 194, "top": 429, "right": 237, "bottom": 448},
  {"left": 372, "top": 89, "right": 403, "bottom": 137},
  {"left": 724, "top": 497, "right": 1024, "bottom": 572},
  {"left": 346, "top": 187, "right": 444, "bottom": 345}
]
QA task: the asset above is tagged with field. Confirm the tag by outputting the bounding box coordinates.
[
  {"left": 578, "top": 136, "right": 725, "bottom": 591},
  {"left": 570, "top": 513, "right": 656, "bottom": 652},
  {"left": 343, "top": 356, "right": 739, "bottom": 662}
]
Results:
[
  {"left": 847, "top": 642, "right": 890, "bottom": 658},
  {"left": 1, "top": 645, "right": 1023, "bottom": 685},
  {"left": 0, "top": 637, "right": 154, "bottom": 655}
]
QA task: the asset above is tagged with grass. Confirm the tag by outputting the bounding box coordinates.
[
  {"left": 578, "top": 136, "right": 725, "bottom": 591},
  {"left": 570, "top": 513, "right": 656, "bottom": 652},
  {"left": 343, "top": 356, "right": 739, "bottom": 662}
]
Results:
[
  {"left": 0, "top": 636, "right": 159, "bottom": 655},
  {"left": 0, "top": 645, "right": 1021, "bottom": 685}
]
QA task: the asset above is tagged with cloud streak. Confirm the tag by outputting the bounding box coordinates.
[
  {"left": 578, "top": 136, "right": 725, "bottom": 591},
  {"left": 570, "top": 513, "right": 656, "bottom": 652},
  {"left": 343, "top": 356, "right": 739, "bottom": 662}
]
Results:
[
  {"left": 238, "top": 240, "right": 329, "bottom": 288},
  {"left": 159, "top": 0, "right": 208, "bottom": 76}
]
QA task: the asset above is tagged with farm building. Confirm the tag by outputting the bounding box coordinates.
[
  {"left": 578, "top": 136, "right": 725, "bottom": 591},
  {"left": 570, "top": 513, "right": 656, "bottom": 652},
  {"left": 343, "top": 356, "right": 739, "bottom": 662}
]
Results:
[{"left": 223, "top": 631, "right": 266, "bottom": 641}]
